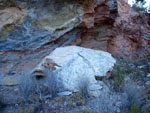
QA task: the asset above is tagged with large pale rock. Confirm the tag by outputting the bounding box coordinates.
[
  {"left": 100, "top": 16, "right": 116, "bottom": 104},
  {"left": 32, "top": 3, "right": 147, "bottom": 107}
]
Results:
[{"left": 33, "top": 46, "right": 116, "bottom": 91}]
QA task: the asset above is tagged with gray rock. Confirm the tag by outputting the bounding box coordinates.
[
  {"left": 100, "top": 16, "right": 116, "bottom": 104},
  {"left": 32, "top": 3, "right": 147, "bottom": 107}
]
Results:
[
  {"left": 124, "top": 76, "right": 131, "bottom": 82},
  {"left": 147, "top": 73, "right": 150, "bottom": 77},
  {"left": 145, "top": 81, "right": 150, "bottom": 86},
  {"left": 88, "top": 84, "right": 103, "bottom": 91},
  {"left": 45, "top": 94, "right": 52, "bottom": 99},
  {"left": 138, "top": 65, "right": 146, "bottom": 69},
  {"left": 0, "top": 76, "right": 19, "bottom": 86},
  {"left": 88, "top": 81, "right": 110, "bottom": 97},
  {"left": 57, "top": 91, "right": 72, "bottom": 96}
]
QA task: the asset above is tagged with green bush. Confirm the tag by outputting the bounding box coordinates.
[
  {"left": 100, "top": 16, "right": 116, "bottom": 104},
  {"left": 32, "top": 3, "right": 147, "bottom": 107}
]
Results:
[
  {"left": 71, "top": 92, "right": 86, "bottom": 106},
  {"left": 18, "top": 106, "right": 35, "bottom": 113},
  {"left": 112, "top": 64, "right": 125, "bottom": 91},
  {"left": 147, "top": 106, "right": 150, "bottom": 113},
  {"left": 130, "top": 104, "right": 140, "bottom": 113}
]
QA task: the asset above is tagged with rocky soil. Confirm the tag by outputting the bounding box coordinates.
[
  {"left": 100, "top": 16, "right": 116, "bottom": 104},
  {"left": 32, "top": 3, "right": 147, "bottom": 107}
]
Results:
[{"left": 0, "top": 57, "right": 150, "bottom": 113}]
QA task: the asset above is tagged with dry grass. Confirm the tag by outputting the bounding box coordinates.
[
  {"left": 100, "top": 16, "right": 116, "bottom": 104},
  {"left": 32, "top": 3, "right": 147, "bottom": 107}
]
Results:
[{"left": 19, "top": 70, "right": 35, "bottom": 103}]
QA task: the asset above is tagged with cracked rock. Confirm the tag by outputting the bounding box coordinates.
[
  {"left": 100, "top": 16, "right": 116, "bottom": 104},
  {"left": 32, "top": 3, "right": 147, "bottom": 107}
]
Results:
[{"left": 32, "top": 46, "right": 116, "bottom": 92}]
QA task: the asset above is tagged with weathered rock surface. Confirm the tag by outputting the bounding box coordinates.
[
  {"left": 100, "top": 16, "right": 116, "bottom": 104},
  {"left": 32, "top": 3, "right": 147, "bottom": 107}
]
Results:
[
  {"left": 0, "top": 7, "right": 25, "bottom": 32},
  {"left": 33, "top": 46, "right": 116, "bottom": 92},
  {"left": 0, "top": 0, "right": 149, "bottom": 59},
  {"left": 0, "top": 0, "right": 150, "bottom": 81},
  {"left": 0, "top": 0, "right": 83, "bottom": 51},
  {"left": 108, "top": 0, "right": 150, "bottom": 58},
  {"left": 79, "top": 0, "right": 150, "bottom": 58},
  {"left": 0, "top": 75, "right": 19, "bottom": 86}
]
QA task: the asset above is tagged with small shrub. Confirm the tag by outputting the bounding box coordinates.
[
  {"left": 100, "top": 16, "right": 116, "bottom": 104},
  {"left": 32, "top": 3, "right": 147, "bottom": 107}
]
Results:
[
  {"left": 67, "top": 101, "right": 73, "bottom": 107},
  {"left": 130, "top": 104, "right": 140, "bottom": 113},
  {"left": 76, "top": 99, "right": 85, "bottom": 106},
  {"left": 71, "top": 92, "right": 82, "bottom": 100},
  {"left": 42, "top": 68, "right": 60, "bottom": 98},
  {"left": 33, "top": 68, "right": 61, "bottom": 100},
  {"left": 112, "top": 64, "right": 125, "bottom": 91},
  {"left": 90, "top": 95, "right": 116, "bottom": 113},
  {"left": 78, "top": 77, "right": 89, "bottom": 99},
  {"left": 19, "top": 70, "right": 35, "bottom": 103},
  {"left": 71, "top": 92, "right": 86, "bottom": 106},
  {"left": 123, "top": 82, "right": 142, "bottom": 107},
  {"left": 132, "top": 71, "right": 141, "bottom": 80},
  {"left": 82, "top": 107, "right": 91, "bottom": 113},
  {"left": 18, "top": 106, "right": 35, "bottom": 113},
  {"left": 55, "top": 96, "right": 65, "bottom": 102},
  {"left": 147, "top": 106, "right": 150, "bottom": 113}
]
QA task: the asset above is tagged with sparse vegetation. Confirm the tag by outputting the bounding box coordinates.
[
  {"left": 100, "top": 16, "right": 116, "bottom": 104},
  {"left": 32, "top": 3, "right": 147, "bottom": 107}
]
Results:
[
  {"left": 71, "top": 92, "right": 82, "bottom": 100},
  {"left": 123, "top": 82, "right": 142, "bottom": 112},
  {"left": 42, "top": 68, "right": 60, "bottom": 98},
  {"left": 67, "top": 101, "right": 73, "bottom": 107},
  {"left": 71, "top": 92, "right": 86, "bottom": 106},
  {"left": 19, "top": 70, "right": 35, "bottom": 103},
  {"left": 76, "top": 99, "right": 85, "bottom": 106},
  {"left": 147, "top": 106, "right": 150, "bottom": 113},
  {"left": 130, "top": 104, "right": 140, "bottom": 113},
  {"left": 128, "top": 0, "right": 150, "bottom": 13},
  {"left": 118, "top": 58, "right": 150, "bottom": 80},
  {"left": 112, "top": 64, "right": 125, "bottom": 91},
  {"left": 18, "top": 106, "right": 35, "bottom": 113},
  {"left": 19, "top": 68, "right": 61, "bottom": 105},
  {"left": 82, "top": 107, "right": 91, "bottom": 113},
  {"left": 78, "top": 77, "right": 89, "bottom": 99},
  {"left": 91, "top": 95, "right": 116, "bottom": 113}
]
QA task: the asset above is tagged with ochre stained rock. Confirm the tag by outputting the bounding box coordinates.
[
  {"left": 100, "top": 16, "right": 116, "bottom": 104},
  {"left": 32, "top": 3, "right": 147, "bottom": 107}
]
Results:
[
  {"left": 0, "top": 0, "right": 150, "bottom": 59},
  {"left": 78, "top": 0, "right": 117, "bottom": 52},
  {"left": 0, "top": 7, "right": 25, "bottom": 37},
  {"left": 107, "top": 0, "right": 150, "bottom": 58},
  {"left": 79, "top": 0, "right": 150, "bottom": 58},
  {"left": 82, "top": 0, "right": 116, "bottom": 28}
]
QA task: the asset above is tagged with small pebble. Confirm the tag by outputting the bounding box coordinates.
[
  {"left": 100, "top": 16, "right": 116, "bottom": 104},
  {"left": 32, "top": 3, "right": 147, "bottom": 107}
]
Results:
[
  {"left": 145, "top": 81, "right": 150, "bottom": 86},
  {"left": 147, "top": 73, "right": 150, "bottom": 77}
]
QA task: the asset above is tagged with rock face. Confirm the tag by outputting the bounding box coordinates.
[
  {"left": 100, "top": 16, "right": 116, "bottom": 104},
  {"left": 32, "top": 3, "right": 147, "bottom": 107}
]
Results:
[
  {"left": 78, "top": 0, "right": 117, "bottom": 51},
  {"left": 0, "top": 0, "right": 150, "bottom": 59},
  {"left": 0, "top": 1, "right": 25, "bottom": 39},
  {"left": 0, "top": 7, "right": 25, "bottom": 32},
  {"left": 108, "top": 0, "right": 150, "bottom": 58},
  {"left": 0, "top": 0, "right": 83, "bottom": 51},
  {"left": 79, "top": 0, "right": 150, "bottom": 58},
  {"left": 33, "top": 46, "right": 116, "bottom": 92}
]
